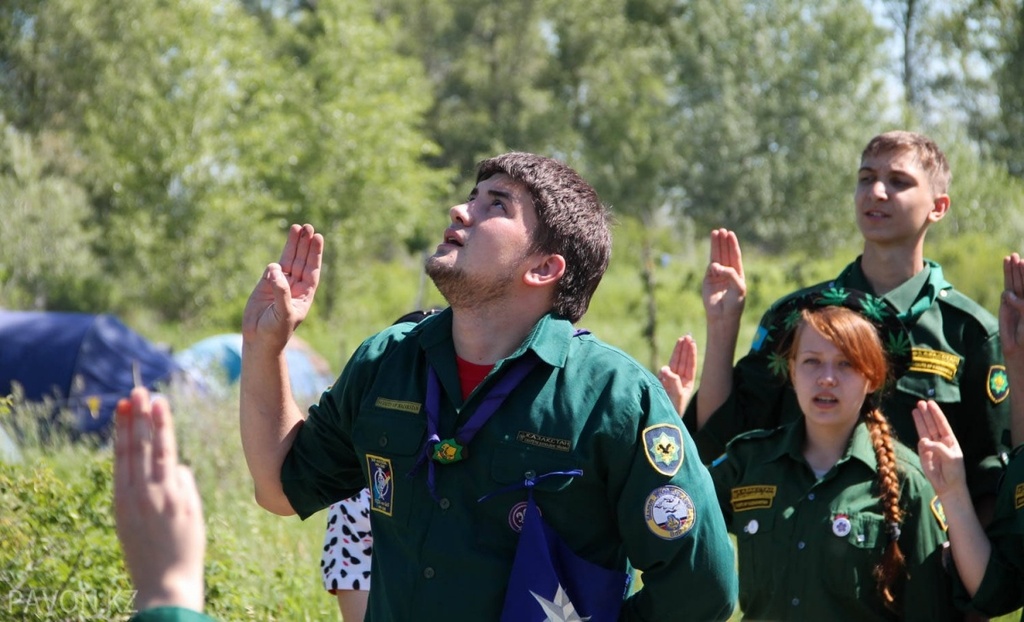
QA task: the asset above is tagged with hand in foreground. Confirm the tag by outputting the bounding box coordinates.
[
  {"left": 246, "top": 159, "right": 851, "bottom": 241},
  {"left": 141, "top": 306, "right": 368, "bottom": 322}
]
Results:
[
  {"left": 659, "top": 334, "right": 698, "bottom": 417},
  {"left": 114, "top": 388, "right": 205, "bottom": 613},
  {"left": 242, "top": 223, "right": 324, "bottom": 351},
  {"left": 912, "top": 399, "right": 967, "bottom": 497},
  {"left": 702, "top": 229, "right": 746, "bottom": 323}
]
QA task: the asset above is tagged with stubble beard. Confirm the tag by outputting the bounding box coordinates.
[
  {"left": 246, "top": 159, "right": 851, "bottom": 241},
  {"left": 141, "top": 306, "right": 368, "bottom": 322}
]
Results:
[{"left": 424, "top": 256, "right": 518, "bottom": 310}]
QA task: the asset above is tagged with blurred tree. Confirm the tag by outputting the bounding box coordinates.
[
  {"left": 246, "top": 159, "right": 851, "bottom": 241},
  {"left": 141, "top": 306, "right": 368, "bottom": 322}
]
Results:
[
  {"left": 0, "top": 0, "right": 446, "bottom": 324},
  {"left": 543, "top": 0, "right": 682, "bottom": 364},
  {"left": 924, "top": 126, "right": 1024, "bottom": 248},
  {"left": 879, "top": 0, "right": 933, "bottom": 116},
  {"left": 372, "top": 0, "right": 577, "bottom": 191},
  {"left": 274, "top": 0, "right": 449, "bottom": 316},
  {"left": 0, "top": 0, "right": 297, "bottom": 320},
  {"left": 666, "top": 0, "right": 888, "bottom": 253},
  {"left": 884, "top": 0, "right": 1024, "bottom": 180},
  {"left": 997, "top": 2, "right": 1024, "bottom": 179},
  {"left": 0, "top": 121, "right": 106, "bottom": 311}
]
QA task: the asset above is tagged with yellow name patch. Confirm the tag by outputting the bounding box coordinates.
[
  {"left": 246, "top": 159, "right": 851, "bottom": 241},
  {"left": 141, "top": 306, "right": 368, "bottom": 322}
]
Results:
[
  {"left": 730, "top": 485, "right": 777, "bottom": 512},
  {"left": 930, "top": 496, "right": 948, "bottom": 532},
  {"left": 909, "top": 348, "right": 961, "bottom": 381},
  {"left": 1016, "top": 484, "right": 1024, "bottom": 510},
  {"left": 374, "top": 397, "right": 421, "bottom": 414}
]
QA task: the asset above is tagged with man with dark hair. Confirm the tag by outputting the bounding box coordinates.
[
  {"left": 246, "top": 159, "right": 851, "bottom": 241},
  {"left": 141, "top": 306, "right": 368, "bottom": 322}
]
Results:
[{"left": 240, "top": 152, "right": 737, "bottom": 621}]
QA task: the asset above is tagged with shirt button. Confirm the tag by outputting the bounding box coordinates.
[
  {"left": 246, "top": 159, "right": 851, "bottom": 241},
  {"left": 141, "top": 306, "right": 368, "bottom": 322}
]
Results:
[
  {"left": 439, "top": 498, "right": 451, "bottom": 510},
  {"left": 797, "top": 541, "right": 806, "bottom": 550},
  {"left": 807, "top": 493, "right": 815, "bottom": 501},
  {"left": 378, "top": 435, "right": 388, "bottom": 448},
  {"left": 423, "top": 567, "right": 435, "bottom": 579},
  {"left": 927, "top": 388, "right": 935, "bottom": 397},
  {"left": 792, "top": 598, "right": 800, "bottom": 606},
  {"left": 524, "top": 470, "right": 537, "bottom": 480}
]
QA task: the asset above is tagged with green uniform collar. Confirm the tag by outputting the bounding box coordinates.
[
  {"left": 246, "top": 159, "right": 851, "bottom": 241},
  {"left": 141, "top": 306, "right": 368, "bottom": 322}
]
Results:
[
  {"left": 762, "top": 420, "right": 878, "bottom": 473},
  {"left": 837, "top": 257, "right": 952, "bottom": 325},
  {"left": 416, "top": 308, "right": 573, "bottom": 405}
]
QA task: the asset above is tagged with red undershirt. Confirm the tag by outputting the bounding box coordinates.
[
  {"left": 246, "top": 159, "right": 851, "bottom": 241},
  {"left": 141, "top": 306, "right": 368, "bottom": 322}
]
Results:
[{"left": 456, "top": 356, "right": 494, "bottom": 401}]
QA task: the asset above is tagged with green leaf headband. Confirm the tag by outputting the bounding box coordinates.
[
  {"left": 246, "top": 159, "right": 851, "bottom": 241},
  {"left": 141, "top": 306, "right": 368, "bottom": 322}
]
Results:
[{"left": 761, "top": 286, "right": 913, "bottom": 385}]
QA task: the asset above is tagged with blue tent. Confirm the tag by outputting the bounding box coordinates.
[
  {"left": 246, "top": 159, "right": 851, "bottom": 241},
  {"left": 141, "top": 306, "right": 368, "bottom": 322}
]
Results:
[
  {"left": 175, "top": 333, "right": 335, "bottom": 402},
  {"left": 0, "top": 311, "right": 181, "bottom": 437}
]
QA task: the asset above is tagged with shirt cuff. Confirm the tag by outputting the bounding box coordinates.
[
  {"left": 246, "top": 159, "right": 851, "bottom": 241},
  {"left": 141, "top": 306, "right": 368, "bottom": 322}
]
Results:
[{"left": 129, "top": 606, "right": 216, "bottom": 622}]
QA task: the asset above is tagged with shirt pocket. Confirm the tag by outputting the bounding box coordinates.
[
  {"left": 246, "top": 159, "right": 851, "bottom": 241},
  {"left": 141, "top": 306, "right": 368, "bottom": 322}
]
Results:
[
  {"left": 822, "top": 512, "right": 885, "bottom": 600},
  {"left": 897, "top": 368, "right": 961, "bottom": 403},
  {"left": 733, "top": 511, "right": 778, "bottom": 610},
  {"left": 351, "top": 409, "right": 426, "bottom": 527},
  {"left": 474, "top": 442, "right": 581, "bottom": 557}
]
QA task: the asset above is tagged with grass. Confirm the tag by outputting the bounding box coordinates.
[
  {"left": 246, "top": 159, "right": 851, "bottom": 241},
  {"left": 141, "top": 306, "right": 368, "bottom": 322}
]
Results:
[{"left": 1, "top": 386, "right": 340, "bottom": 621}]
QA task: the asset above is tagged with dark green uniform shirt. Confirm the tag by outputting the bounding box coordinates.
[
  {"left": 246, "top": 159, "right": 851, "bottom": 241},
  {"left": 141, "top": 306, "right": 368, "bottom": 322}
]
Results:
[
  {"left": 686, "top": 258, "right": 1011, "bottom": 496},
  {"left": 129, "top": 607, "right": 214, "bottom": 622},
  {"left": 711, "top": 421, "right": 956, "bottom": 621},
  {"left": 958, "top": 446, "right": 1024, "bottom": 618},
  {"left": 281, "top": 310, "right": 738, "bottom": 622}
]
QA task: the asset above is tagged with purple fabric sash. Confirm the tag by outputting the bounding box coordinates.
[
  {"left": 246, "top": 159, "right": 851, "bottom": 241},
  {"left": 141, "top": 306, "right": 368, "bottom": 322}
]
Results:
[
  {"left": 408, "top": 353, "right": 539, "bottom": 499},
  {"left": 496, "top": 470, "right": 629, "bottom": 622}
]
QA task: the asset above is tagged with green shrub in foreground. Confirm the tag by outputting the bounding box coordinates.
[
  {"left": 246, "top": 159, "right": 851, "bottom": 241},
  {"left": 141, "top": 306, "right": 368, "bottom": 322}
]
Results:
[{"left": 0, "top": 453, "right": 134, "bottom": 621}]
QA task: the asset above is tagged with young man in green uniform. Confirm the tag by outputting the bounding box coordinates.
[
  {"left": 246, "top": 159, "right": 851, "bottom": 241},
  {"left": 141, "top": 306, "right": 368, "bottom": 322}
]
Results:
[
  {"left": 673, "top": 131, "right": 1011, "bottom": 521},
  {"left": 240, "top": 153, "right": 738, "bottom": 621}
]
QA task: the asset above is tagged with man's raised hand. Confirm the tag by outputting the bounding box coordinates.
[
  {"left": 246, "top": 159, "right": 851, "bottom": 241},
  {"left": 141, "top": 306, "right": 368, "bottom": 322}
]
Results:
[{"left": 242, "top": 224, "right": 324, "bottom": 351}]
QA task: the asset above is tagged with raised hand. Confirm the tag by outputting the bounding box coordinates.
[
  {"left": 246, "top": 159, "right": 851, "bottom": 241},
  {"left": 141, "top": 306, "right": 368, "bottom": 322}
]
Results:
[
  {"left": 1001, "top": 253, "right": 1024, "bottom": 366},
  {"left": 1002, "top": 252, "right": 1024, "bottom": 448},
  {"left": 114, "top": 388, "right": 205, "bottom": 613},
  {"left": 702, "top": 229, "right": 747, "bottom": 324},
  {"left": 659, "top": 334, "right": 698, "bottom": 417},
  {"left": 912, "top": 399, "right": 966, "bottom": 497},
  {"left": 912, "top": 398, "right": 992, "bottom": 596},
  {"left": 242, "top": 224, "right": 324, "bottom": 352}
]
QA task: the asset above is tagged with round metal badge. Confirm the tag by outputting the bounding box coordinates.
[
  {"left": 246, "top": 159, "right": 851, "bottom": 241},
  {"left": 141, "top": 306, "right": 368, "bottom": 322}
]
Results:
[{"left": 832, "top": 514, "right": 852, "bottom": 538}]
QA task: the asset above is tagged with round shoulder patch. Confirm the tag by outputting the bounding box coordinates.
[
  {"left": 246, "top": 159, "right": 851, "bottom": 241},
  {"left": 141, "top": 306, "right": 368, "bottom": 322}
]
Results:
[{"left": 644, "top": 485, "right": 696, "bottom": 540}]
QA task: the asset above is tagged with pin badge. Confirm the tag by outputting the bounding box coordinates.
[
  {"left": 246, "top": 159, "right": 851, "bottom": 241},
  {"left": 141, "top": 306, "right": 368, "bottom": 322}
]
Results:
[
  {"left": 832, "top": 514, "right": 852, "bottom": 537},
  {"left": 745, "top": 519, "right": 759, "bottom": 535},
  {"left": 432, "top": 438, "right": 465, "bottom": 464}
]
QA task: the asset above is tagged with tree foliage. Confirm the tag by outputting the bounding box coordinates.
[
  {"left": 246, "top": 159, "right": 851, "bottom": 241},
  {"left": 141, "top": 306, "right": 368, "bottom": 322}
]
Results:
[
  {"left": 0, "top": 0, "right": 447, "bottom": 325},
  {"left": 0, "top": 0, "right": 1022, "bottom": 331},
  {"left": 0, "top": 122, "right": 104, "bottom": 311}
]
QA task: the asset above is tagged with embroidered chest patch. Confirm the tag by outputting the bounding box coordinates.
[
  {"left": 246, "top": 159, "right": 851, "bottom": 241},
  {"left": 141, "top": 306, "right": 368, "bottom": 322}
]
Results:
[
  {"left": 366, "top": 454, "right": 394, "bottom": 516},
  {"left": 1015, "top": 484, "right": 1024, "bottom": 511},
  {"left": 987, "top": 366, "right": 1009, "bottom": 404},
  {"left": 730, "top": 485, "right": 778, "bottom": 512},
  {"left": 374, "top": 397, "right": 422, "bottom": 414},
  {"left": 909, "top": 348, "right": 961, "bottom": 381},
  {"left": 516, "top": 431, "right": 572, "bottom": 452},
  {"left": 642, "top": 424, "right": 684, "bottom": 477},
  {"left": 644, "top": 485, "right": 696, "bottom": 540}
]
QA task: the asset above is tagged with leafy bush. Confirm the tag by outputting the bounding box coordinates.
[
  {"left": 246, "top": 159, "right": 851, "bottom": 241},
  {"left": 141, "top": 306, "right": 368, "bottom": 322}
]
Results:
[
  {"left": 0, "top": 452, "right": 132, "bottom": 621},
  {"left": 1, "top": 385, "right": 338, "bottom": 622}
]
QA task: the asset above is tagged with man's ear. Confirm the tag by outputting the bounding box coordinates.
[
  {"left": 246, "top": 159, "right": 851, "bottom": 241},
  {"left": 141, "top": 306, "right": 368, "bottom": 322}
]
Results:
[
  {"left": 523, "top": 253, "right": 566, "bottom": 288},
  {"left": 929, "top": 194, "right": 950, "bottom": 223}
]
